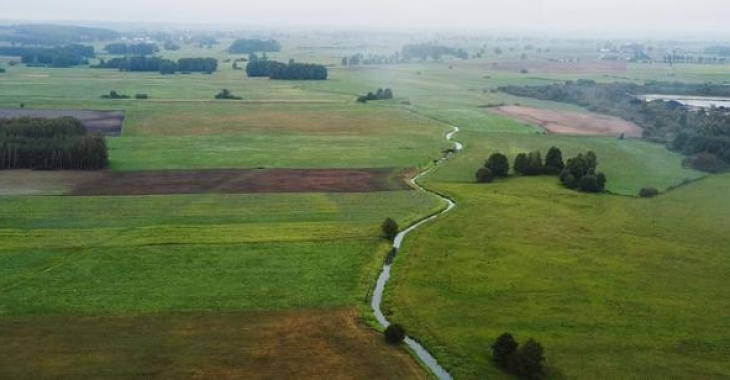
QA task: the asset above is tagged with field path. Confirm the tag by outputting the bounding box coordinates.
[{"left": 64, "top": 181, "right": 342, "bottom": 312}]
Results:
[{"left": 371, "top": 126, "right": 462, "bottom": 380}]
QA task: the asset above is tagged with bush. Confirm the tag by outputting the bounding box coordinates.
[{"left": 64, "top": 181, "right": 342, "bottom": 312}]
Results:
[
  {"left": 475, "top": 167, "right": 495, "bottom": 183},
  {"left": 384, "top": 323, "right": 406, "bottom": 344},
  {"left": 214, "top": 89, "right": 242, "bottom": 100},
  {"left": 639, "top": 187, "right": 659, "bottom": 197},
  {"left": 381, "top": 217, "right": 399, "bottom": 240},
  {"left": 513, "top": 339, "right": 545, "bottom": 379},
  {"left": 135, "top": 93, "right": 149, "bottom": 99},
  {"left": 0, "top": 67, "right": 5, "bottom": 73},
  {"left": 100, "top": 90, "right": 129, "bottom": 99}
]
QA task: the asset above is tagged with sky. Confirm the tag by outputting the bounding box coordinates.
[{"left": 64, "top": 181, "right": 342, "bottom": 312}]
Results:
[{"left": 2, "top": 0, "right": 730, "bottom": 35}]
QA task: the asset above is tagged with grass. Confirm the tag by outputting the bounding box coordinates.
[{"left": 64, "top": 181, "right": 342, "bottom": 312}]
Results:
[
  {"left": 426, "top": 128, "right": 705, "bottom": 196},
  {"left": 387, "top": 174, "right": 730, "bottom": 379},
  {"left": 0, "top": 309, "right": 427, "bottom": 379}
]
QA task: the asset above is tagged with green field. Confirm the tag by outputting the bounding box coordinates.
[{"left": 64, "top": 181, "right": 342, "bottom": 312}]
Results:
[{"left": 1, "top": 31, "right": 729, "bottom": 379}]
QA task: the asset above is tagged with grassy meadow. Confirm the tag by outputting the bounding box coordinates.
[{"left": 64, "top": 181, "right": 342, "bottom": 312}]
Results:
[{"left": 1, "top": 31, "right": 729, "bottom": 379}]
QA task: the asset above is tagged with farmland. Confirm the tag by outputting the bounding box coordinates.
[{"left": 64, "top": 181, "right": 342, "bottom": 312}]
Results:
[{"left": 1, "top": 28, "right": 729, "bottom": 379}]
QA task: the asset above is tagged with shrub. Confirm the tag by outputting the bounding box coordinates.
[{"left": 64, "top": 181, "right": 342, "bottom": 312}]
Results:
[
  {"left": 0, "top": 67, "right": 5, "bottom": 73},
  {"left": 639, "top": 187, "right": 659, "bottom": 197},
  {"left": 513, "top": 339, "right": 545, "bottom": 379},
  {"left": 215, "top": 89, "right": 242, "bottom": 100},
  {"left": 135, "top": 93, "right": 149, "bottom": 99},
  {"left": 381, "top": 217, "right": 399, "bottom": 240},
  {"left": 384, "top": 323, "right": 406, "bottom": 344},
  {"left": 475, "top": 167, "right": 495, "bottom": 183},
  {"left": 101, "top": 90, "right": 130, "bottom": 99}
]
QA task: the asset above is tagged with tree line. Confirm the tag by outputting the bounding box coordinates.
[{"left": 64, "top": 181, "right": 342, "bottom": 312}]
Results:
[
  {"left": 477, "top": 148, "right": 607, "bottom": 193},
  {"left": 499, "top": 80, "right": 730, "bottom": 171},
  {"left": 0, "top": 44, "right": 94, "bottom": 68},
  {"left": 93, "top": 57, "right": 217, "bottom": 74},
  {"left": 401, "top": 44, "right": 468, "bottom": 61},
  {"left": 228, "top": 38, "right": 281, "bottom": 54},
  {"left": 246, "top": 59, "right": 327, "bottom": 80},
  {"left": 2, "top": 24, "right": 119, "bottom": 46},
  {"left": 103, "top": 42, "right": 159, "bottom": 55},
  {"left": 0, "top": 117, "right": 108, "bottom": 170}
]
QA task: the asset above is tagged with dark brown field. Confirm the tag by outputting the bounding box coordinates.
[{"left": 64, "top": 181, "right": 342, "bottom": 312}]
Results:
[
  {"left": 0, "top": 168, "right": 411, "bottom": 196},
  {"left": 0, "top": 108, "right": 124, "bottom": 135},
  {"left": 0, "top": 309, "right": 427, "bottom": 379}
]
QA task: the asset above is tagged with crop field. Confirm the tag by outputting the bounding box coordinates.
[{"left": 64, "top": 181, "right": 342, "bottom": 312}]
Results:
[{"left": 1, "top": 30, "right": 729, "bottom": 379}]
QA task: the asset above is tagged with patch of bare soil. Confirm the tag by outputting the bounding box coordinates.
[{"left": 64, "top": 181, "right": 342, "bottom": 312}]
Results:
[
  {"left": 0, "top": 309, "right": 427, "bottom": 380},
  {"left": 490, "top": 105, "right": 643, "bottom": 137},
  {"left": 69, "top": 168, "right": 411, "bottom": 196},
  {"left": 0, "top": 108, "right": 124, "bottom": 136}
]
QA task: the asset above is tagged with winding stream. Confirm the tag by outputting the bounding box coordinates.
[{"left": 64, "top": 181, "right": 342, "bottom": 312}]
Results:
[{"left": 371, "top": 126, "right": 462, "bottom": 380}]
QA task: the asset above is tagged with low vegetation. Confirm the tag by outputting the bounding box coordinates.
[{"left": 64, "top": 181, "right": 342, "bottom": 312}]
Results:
[
  {"left": 103, "top": 42, "right": 158, "bottom": 55},
  {"left": 214, "top": 89, "right": 242, "bottom": 100}
]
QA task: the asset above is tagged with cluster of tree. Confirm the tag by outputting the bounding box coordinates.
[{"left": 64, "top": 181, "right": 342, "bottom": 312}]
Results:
[
  {"left": 514, "top": 147, "right": 565, "bottom": 176},
  {"left": 0, "top": 117, "right": 108, "bottom": 170},
  {"left": 491, "top": 333, "right": 545, "bottom": 379},
  {"left": 0, "top": 45, "right": 95, "bottom": 68},
  {"left": 703, "top": 46, "right": 730, "bottom": 56},
  {"left": 559, "top": 151, "right": 607, "bottom": 193},
  {"left": 214, "top": 89, "right": 242, "bottom": 100},
  {"left": 228, "top": 38, "right": 281, "bottom": 54},
  {"left": 2, "top": 24, "right": 119, "bottom": 45},
  {"left": 100, "top": 90, "right": 130, "bottom": 99},
  {"left": 246, "top": 59, "right": 327, "bottom": 80},
  {"left": 343, "top": 52, "right": 401, "bottom": 66},
  {"left": 499, "top": 80, "right": 730, "bottom": 170},
  {"left": 476, "top": 153, "right": 510, "bottom": 183},
  {"left": 477, "top": 148, "right": 606, "bottom": 193},
  {"left": 357, "top": 88, "right": 394, "bottom": 103},
  {"left": 93, "top": 57, "right": 217, "bottom": 74},
  {"left": 103, "top": 43, "right": 159, "bottom": 55},
  {"left": 163, "top": 41, "right": 181, "bottom": 51},
  {"left": 662, "top": 55, "right": 728, "bottom": 65},
  {"left": 401, "top": 44, "right": 468, "bottom": 61}
]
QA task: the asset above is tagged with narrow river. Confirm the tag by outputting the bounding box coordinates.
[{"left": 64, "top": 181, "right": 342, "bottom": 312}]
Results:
[{"left": 371, "top": 126, "right": 462, "bottom": 380}]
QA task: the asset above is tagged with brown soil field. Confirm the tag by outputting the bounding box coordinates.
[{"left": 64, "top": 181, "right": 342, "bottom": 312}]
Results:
[
  {"left": 490, "top": 105, "right": 643, "bottom": 137},
  {"left": 487, "top": 59, "right": 627, "bottom": 74},
  {"left": 0, "top": 108, "right": 124, "bottom": 136},
  {"left": 0, "top": 309, "right": 427, "bottom": 379},
  {"left": 0, "top": 168, "right": 410, "bottom": 196}
]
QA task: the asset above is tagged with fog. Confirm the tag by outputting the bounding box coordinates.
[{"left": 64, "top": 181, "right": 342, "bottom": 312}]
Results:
[{"left": 3, "top": 0, "right": 730, "bottom": 35}]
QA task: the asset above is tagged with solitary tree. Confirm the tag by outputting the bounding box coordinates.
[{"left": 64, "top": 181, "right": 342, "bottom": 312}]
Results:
[
  {"left": 486, "top": 153, "right": 510, "bottom": 177},
  {"left": 381, "top": 217, "right": 399, "bottom": 240},
  {"left": 384, "top": 323, "right": 406, "bottom": 344}
]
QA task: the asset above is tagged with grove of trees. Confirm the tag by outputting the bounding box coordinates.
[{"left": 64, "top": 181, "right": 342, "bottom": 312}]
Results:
[
  {"left": 0, "top": 117, "right": 108, "bottom": 170},
  {"left": 103, "top": 42, "right": 159, "bottom": 55},
  {"left": 228, "top": 39, "right": 281, "bottom": 54},
  {"left": 401, "top": 44, "right": 468, "bottom": 61},
  {"left": 246, "top": 59, "right": 327, "bottom": 80},
  {"left": 93, "top": 57, "right": 218, "bottom": 74},
  {"left": 357, "top": 88, "right": 394, "bottom": 103},
  {"left": 0, "top": 44, "right": 95, "bottom": 68}
]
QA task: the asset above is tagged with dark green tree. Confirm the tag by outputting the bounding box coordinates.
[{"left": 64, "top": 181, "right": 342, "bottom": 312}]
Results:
[
  {"left": 491, "top": 333, "right": 518, "bottom": 368},
  {"left": 476, "top": 167, "right": 495, "bottom": 183},
  {"left": 384, "top": 323, "right": 406, "bottom": 344},
  {"left": 514, "top": 153, "right": 528, "bottom": 175},
  {"left": 544, "top": 146, "right": 564, "bottom": 174},
  {"left": 524, "top": 151, "right": 543, "bottom": 176},
  {"left": 381, "top": 217, "right": 399, "bottom": 240},
  {"left": 513, "top": 339, "right": 545, "bottom": 379},
  {"left": 486, "top": 153, "right": 510, "bottom": 177}
]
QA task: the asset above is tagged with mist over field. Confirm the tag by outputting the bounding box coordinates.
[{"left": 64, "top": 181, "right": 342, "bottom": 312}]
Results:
[{"left": 2, "top": 0, "right": 730, "bottom": 35}]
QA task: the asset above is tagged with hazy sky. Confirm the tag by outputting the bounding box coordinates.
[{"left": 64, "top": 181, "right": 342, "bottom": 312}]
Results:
[{"left": 3, "top": 0, "right": 730, "bottom": 34}]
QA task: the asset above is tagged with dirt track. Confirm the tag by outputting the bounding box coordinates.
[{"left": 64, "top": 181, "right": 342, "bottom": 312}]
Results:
[
  {"left": 0, "top": 108, "right": 124, "bottom": 136},
  {"left": 490, "top": 105, "right": 643, "bottom": 137}
]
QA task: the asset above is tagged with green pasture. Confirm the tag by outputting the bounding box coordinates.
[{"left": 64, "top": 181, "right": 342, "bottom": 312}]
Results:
[
  {"left": 387, "top": 174, "right": 730, "bottom": 379},
  {"left": 0, "top": 190, "right": 444, "bottom": 315}
]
